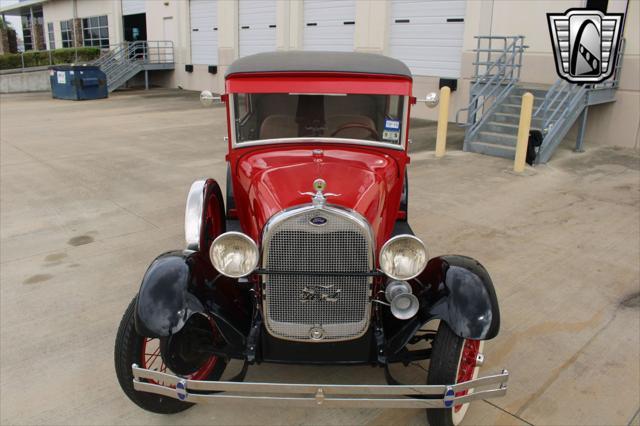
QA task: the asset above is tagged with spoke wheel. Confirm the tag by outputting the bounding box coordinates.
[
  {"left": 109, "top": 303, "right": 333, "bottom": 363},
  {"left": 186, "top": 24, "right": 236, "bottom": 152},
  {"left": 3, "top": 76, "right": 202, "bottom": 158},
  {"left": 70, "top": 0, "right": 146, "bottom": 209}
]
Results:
[
  {"left": 451, "top": 339, "right": 483, "bottom": 424},
  {"left": 140, "top": 337, "right": 219, "bottom": 385},
  {"left": 115, "top": 296, "right": 227, "bottom": 414},
  {"left": 426, "top": 322, "right": 484, "bottom": 426}
]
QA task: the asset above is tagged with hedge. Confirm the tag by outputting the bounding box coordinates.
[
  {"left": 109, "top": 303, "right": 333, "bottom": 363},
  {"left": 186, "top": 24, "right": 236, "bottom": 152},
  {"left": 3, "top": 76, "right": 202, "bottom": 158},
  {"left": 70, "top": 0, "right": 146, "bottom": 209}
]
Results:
[{"left": 0, "top": 47, "right": 101, "bottom": 70}]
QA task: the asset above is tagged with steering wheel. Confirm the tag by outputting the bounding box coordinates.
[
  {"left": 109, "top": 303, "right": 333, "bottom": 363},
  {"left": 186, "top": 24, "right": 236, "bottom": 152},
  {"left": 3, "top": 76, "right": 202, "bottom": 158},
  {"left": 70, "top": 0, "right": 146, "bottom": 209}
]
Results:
[{"left": 331, "top": 123, "right": 380, "bottom": 140}]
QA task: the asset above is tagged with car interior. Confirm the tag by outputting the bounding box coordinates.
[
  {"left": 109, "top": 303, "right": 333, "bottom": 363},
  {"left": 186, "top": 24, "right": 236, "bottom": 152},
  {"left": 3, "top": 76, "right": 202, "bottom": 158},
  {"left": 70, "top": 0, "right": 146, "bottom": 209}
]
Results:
[{"left": 234, "top": 93, "right": 403, "bottom": 144}]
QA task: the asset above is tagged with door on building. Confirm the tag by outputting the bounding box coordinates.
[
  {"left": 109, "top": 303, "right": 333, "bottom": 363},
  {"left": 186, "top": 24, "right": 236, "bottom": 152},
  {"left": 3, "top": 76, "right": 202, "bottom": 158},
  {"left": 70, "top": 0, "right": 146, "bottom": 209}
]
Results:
[
  {"left": 162, "top": 17, "right": 176, "bottom": 62},
  {"left": 238, "top": 0, "right": 276, "bottom": 57},
  {"left": 123, "top": 14, "right": 147, "bottom": 42},
  {"left": 190, "top": 0, "right": 218, "bottom": 65},
  {"left": 303, "top": 0, "right": 355, "bottom": 51},
  {"left": 122, "top": 0, "right": 146, "bottom": 60},
  {"left": 389, "top": 0, "right": 466, "bottom": 78},
  {"left": 122, "top": 0, "right": 146, "bottom": 41}
]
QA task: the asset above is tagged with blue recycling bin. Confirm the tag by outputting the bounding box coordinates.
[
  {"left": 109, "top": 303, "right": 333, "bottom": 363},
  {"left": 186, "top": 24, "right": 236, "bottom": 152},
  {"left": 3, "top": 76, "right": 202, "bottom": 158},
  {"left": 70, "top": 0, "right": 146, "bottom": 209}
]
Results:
[{"left": 49, "top": 65, "right": 108, "bottom": 100}]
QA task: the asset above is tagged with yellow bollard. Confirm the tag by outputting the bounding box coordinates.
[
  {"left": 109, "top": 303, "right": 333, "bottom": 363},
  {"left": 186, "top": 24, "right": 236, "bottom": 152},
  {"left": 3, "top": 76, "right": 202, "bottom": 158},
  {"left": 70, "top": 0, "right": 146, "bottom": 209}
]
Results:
[
  {"left": 513, "top": 92, "right": 534, "bottom": 173},
  {"left": 435, "top": 86, "right": 451, "bottom": 158}
]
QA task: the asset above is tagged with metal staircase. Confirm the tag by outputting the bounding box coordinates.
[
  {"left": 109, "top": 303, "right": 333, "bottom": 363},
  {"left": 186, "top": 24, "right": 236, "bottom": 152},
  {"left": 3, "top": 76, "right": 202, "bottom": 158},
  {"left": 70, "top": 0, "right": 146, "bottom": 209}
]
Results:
[
  {"left": 456, "top": 36, "right": 528, "bottom": 157},
  {"left": 458, "top": 36, "right": 625, "bottom": 164},
  {"left": 92, "top": 41, "right": 174, "bottom": 92},
  {"left": 532, "top": 39, "right": 625, "bottom": 163}
]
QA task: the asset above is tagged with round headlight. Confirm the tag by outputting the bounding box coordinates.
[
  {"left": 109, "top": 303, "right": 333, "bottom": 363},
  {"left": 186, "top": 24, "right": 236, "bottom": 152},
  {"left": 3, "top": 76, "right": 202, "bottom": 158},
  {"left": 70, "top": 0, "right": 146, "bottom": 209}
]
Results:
[
  {"left": 379, "top": 235, "right": 428, "bottom": 280},
  {"left": 209, "top": 232, "right": 259, "bottom": 278}
]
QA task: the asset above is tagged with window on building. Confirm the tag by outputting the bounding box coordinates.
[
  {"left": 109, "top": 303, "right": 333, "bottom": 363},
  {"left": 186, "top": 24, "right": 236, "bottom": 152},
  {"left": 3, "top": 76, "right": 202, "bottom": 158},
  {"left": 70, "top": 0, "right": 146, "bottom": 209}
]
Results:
[
  {"left": 61, "top": 19, "right": 74, "bottom": 48},
  {"left": 82, "top": 15, "right": 109, "bottom": 48},
  {"left": 22, "top": 14, "right": 33, "bottom": 51},
  {"left": 47, "top": 22, "right": 55, "bottom": 50}
]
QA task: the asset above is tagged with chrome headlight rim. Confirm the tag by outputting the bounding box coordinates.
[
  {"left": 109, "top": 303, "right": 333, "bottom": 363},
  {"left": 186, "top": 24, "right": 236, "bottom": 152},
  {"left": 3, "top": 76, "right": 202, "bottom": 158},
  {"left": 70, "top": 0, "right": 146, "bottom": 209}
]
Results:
[
  {"left": 379, "top": 234, "right": 428, "bottom": 281},
  {"left": 209, "top": 231, "right": 259, "bottom": 278}
]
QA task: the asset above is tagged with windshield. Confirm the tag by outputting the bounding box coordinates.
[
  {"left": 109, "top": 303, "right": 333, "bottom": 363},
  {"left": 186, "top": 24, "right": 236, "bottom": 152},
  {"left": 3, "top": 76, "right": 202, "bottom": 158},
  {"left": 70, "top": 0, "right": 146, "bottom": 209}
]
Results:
[{"left": 232, "top": 93, "right": 405, "bottom": 145}]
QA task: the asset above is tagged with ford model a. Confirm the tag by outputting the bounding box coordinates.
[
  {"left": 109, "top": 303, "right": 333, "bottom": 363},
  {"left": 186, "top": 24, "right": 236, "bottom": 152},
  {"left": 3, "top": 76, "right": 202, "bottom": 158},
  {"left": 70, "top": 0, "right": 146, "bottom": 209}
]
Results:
[{"left": 115, "top": 51, "right": 508, "bottom": 425}]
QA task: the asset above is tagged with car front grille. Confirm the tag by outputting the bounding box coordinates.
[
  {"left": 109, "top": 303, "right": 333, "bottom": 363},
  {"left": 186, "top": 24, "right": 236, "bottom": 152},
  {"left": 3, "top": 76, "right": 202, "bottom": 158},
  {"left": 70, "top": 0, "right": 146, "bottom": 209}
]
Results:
[{"left": 262, "top": 206, "right": 373, "bottom": 342}]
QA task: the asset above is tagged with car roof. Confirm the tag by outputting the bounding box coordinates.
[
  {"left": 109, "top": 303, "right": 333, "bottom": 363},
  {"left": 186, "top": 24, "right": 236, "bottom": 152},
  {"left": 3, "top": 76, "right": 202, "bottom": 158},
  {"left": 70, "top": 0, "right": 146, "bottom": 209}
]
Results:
[{"left": 225, "top": 51, "right": 412, "bottom": 79}]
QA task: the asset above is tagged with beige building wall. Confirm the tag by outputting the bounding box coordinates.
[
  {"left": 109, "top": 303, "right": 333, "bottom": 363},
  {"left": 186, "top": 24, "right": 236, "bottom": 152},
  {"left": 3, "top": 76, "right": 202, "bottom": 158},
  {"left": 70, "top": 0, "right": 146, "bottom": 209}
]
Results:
[
  {"left": 43, "top": 0, "right": 122, "bottom": 49},
  {"left": 354, "top": 0, "right": 388, "bottom": 54},
  {"left": 38, "top": 0, "right": 640, "bottom": 150},
  {"left": 145, "top": 0, "right": 232, "bottom": 94},
  {"left": 42, "top": 1, "right": 73, "bottom": 49},
  {"left": 417, "top": 0, "right": 638, "bottom": 150},
  {"left": 76, "top": 0, "right": 122, "bottom": 46}
]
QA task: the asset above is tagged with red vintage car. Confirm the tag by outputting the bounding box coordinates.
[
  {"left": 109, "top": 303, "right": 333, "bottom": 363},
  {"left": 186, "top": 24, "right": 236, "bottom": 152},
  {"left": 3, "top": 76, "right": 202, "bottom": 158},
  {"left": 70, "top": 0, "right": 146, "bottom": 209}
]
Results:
[{"left": 115, "top": 51, "right": 508, "bottom": 426}]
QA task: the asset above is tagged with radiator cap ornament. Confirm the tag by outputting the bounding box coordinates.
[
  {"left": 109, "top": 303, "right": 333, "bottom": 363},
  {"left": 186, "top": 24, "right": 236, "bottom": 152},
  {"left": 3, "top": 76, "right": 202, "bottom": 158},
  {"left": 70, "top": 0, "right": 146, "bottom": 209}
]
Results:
[
  {"left": 312, "top": 179, "right": 327, "bottom": 207},
  {"left": 313, "top": 178, "right": 326, "bottom": 192},
  {"left": 300, "top": 178, "right": 339, "bottom": 207}
]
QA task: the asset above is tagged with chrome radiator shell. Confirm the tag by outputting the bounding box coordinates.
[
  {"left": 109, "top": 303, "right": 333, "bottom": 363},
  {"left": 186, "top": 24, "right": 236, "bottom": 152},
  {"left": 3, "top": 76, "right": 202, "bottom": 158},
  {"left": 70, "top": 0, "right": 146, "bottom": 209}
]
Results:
[{"left": 261, "top": 205, "right": 374, "bottom": 342}]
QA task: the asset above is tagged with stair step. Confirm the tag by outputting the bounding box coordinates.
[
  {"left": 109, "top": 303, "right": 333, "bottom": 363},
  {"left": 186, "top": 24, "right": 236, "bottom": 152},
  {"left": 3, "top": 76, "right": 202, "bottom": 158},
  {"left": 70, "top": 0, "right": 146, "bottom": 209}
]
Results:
[
  {"left": 507, "top": 96, "right": 546, "bottom": 106},
  {"left": 497, "top": 103, "right": 557, "bottom": 115},
  {"left": 466, "top": 141, "right": 516, "bottom": 159},
  {"left": 477, "top": 131, "right": 518, "bottom": 147},
  {"left": 491, "top": 111, "right": 543, "bottom": 125},
  {"left": 491, "top": 112, "right": 520, "bottom": 124},
  {"left": 512, "top": 86, "right": 549, "bottom": 97},
  {"left": 483, "top": 122, "right": 519, "bottom": 134},
  {"left": 496, "top": 104, "right": 523, "bottom": 114},
  {"left": 510, "top": 90, "right": 548, "bottom": 97}
]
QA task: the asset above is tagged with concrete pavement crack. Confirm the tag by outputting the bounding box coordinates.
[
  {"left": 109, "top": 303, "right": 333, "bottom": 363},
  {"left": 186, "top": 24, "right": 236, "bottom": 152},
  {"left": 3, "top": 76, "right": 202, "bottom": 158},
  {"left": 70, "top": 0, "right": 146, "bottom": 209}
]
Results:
[
  {"left": 627, "top": 406, "right": 640, "bottom": 426},
  {"left": 484, "top": 399, "right": 535, "bottom": 425}
]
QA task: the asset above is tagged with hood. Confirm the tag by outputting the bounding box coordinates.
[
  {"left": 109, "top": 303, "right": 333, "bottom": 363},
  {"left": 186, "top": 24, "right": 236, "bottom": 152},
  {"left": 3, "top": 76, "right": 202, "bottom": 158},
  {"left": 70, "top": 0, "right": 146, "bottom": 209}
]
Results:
[{"left": 231, "top": 145, "right": 406, "bottom": 249}]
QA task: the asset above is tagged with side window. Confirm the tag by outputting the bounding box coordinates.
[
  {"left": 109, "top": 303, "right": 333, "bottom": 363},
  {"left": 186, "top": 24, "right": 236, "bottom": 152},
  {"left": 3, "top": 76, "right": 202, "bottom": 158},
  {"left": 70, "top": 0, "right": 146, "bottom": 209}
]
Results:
[
  {"left": 381, "top": 95, "right": 404, "bottom": 145},
  {"left": 234, "top": 94, "right": 255, "bottom": 142},
  {"left": 235, "top": 93, "right": 251, "bottom": 122},
  {"left": 387, "top": 96, "right": 400, "bottom": 118}
]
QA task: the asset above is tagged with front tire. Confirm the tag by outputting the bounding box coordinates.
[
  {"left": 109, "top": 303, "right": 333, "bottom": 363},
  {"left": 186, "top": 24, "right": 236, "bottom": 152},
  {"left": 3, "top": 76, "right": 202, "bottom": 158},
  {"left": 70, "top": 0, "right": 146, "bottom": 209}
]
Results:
[
  {"left": 114, "top": 296, "right": 226, "bottom": 414},
  {"left": 426, "top": 322, "right": 484, "bottom": 426}
]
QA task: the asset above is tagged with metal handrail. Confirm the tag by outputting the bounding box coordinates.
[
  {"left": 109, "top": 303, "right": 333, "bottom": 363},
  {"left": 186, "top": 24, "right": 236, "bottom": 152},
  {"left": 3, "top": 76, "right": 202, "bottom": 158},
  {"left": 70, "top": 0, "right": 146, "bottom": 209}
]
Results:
[
  {"left": 90, "top": 40, "right": 174, "bottom": 91},
  {"left": 93, "top": 40, "right": 174, "bottom": 67},
  {"left": 590, "top": 38, "right": 626, "bottom": 91},
  {"left": 534, "top": 38, "right": 626, "bottom": 134},
  {"left": 456, "top": 36, "right": 527, "bottom": 141}
]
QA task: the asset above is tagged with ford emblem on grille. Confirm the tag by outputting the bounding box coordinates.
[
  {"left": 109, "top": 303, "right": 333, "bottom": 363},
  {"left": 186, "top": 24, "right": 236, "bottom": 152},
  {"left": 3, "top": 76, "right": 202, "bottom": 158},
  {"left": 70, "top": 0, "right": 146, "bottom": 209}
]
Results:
[{"left": 309, "top": 216, "right": 327, "bottom": 226}]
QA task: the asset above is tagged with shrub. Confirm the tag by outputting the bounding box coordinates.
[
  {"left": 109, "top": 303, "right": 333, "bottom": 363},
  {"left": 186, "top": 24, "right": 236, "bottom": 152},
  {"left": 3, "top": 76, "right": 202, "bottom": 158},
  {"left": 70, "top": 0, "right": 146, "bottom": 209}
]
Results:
[
  {"left": 0, "top": 53, "right": 21, "bottom": 70},
  {"left": 0, "top": 47, "right": 101, "bottom": 70}
]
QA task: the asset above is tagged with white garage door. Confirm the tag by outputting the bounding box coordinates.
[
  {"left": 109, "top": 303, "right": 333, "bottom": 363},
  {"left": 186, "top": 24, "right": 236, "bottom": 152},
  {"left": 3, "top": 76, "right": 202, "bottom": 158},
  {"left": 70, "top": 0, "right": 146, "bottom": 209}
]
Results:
[
  {"left": 190, "top": 0, "right": 218, "bottom": 65},
  {"left": 122, "top": 0, "right": 145, "bottom": 16},
  {"left": 303, "top": 0, "right": 355, "bottom": 52},
  {"left": 389, "top": 0, "right": 466, "bottom": 77},
  {"left": 239, "top": 0, "right": 277, "bottom": 57}
]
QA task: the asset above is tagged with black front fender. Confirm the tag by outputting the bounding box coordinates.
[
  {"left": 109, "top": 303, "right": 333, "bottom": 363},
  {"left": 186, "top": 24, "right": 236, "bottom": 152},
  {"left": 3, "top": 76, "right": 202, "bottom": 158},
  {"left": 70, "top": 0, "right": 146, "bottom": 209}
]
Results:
[
  {"left": 422, "top": 255, "right": 500, "bottom": 340},
  {"left": 385, "top": 255, "right": 500, "bottom": 356},
  {"left": 134, "top": 251, "right": 251, "bottom": 353},
  {"left": 135, "top": 251, "right": 205, "bottom": 337}
]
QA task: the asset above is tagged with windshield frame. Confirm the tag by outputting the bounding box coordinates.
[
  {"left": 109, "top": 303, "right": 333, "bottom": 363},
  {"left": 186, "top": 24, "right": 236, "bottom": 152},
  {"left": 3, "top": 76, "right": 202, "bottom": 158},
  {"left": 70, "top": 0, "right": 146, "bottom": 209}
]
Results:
[{"left": 227, "top": 93, "right": 409, "bottom": 151}]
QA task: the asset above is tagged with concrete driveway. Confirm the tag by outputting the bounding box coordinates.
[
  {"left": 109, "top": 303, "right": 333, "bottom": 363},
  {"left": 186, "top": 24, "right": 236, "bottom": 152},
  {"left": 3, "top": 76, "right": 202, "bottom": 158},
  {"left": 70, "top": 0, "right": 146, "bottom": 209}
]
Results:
[{"left": 1, "top": 90, "right": 638, "bottom": 426}]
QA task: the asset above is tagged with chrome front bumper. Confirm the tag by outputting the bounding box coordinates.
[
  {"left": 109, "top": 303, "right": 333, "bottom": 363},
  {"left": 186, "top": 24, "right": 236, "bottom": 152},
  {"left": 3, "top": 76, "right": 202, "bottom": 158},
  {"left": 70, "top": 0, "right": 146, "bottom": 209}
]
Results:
[{"left": 132, "top": 364, "right": 509, "bottom": 409}]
